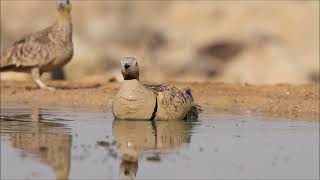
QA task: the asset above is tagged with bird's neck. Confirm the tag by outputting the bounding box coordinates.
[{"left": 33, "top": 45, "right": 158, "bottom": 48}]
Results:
[
  {"left": 57, "top": 10, "right": 72, "bottom": 28},
  {"left": 122, "top": 71, "right": 140, "bottom": 81},
  {"left": 123, "top": 75, "right": 139, "bottom": 81},
  {"left": 124, "top": 77, "right": 140, "bottom": 81},
  {"left": 54, "top": 10, "right": 72, "bottom": 42}
]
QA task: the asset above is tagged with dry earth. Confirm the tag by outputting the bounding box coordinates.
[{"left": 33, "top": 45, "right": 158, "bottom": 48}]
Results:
[{"left": 1, "top": 79, "right": 319, "bottom": 122}]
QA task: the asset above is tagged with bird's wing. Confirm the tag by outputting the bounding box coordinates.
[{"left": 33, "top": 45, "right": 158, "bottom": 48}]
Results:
[
  {"left": 1, "top": 26, "right": 53, "bottom": 68},
  {"left": 144, "top": 83, "right": 194, "bottom": 102},
  {"left": 144, "top": 83, "right": 203, "bottom": 120},
  {"left": 143, "top": 84, "right": 176, "bottom": 93}
]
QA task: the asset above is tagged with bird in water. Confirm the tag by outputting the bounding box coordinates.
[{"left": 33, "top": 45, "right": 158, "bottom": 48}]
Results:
[
  {"left": 112, "top": 57, "right": 202, "bottom": 121},
  {"left": 0, "top": 0, "right": 73, "bottom": 90}
]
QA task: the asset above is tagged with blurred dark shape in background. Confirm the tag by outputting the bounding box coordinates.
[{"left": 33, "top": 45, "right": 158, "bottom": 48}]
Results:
[
  {"left": 1, "top": 1, "right": 319, "bottom": 84},
  {"left": 195, "top": 33, "right": 285, "bottom": 79},
  {"left": 198, "top": 40, "right": 244, "bottom": 60},
  {"left": 51, "top": 68, "right": 65, "bottom": 80},
  {"left": 309, "top": 71, "right": 320, "bottom": 83}
]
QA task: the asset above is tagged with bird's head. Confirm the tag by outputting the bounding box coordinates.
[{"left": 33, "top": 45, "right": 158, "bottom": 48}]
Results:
[
  {"left": 57, "top": 0, "right": 71, "bottom": 13},
  {"left": 120, "top": 57, "right": 140, "bottom": 80},
  {"left": 119, "top": 160, "right": 138, "bottom": 180}
]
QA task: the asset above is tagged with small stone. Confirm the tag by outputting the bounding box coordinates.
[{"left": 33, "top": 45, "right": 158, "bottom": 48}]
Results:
[{"left": 97, "top": 140, "right": 110, "bottom": 147}]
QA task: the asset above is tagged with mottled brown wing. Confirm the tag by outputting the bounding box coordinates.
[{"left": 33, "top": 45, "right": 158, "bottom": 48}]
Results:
[
  {"left": 1, "top": 46, "right": 16, "bottom": 68},
  {"left": 144, "top": 84, "right": 195, "bottom": 103},
  {"left": 154, "top": 87, "right": 193, "bottom": 120},
  {"left": 143, "top": 84, "right": 176, "bottom": 93},
  {"left": 144, "top": 83, "right": 202, "bottom": 120},
  {"left": 0, "top": 26, "right": 52, "bottom": 69}
]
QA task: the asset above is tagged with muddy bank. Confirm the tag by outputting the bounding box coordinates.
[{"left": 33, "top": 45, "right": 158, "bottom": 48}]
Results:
[{"left": 0, "top": 79, "right": 319, "bottom": 121}]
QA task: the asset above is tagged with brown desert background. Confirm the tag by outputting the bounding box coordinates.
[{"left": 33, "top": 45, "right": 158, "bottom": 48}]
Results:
[
  {"left": 0, "top": 1, "right": 319, "bottom": 121},
  {"left": 1, "top": 1, "right": 319, "bottom": 83},
  {"left": 0, "top": 3, "right": 319, "bottom": 179}
]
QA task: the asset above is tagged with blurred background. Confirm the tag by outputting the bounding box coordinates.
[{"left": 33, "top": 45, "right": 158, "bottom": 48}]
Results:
[{"left": 1, "top": 1, "right": 319, "bottom": 84}]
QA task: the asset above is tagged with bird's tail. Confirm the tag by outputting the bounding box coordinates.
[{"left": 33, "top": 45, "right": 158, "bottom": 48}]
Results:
[
  {"left": 1, "top": 50, "right": 8, "bottom": 68},
  {"left": 0, "top": 65, "right": 15, "bottom": 72},
  {"left": 184, "top": 88, "right": 203, "bottom": 121},
  {"left": 0, "top": 47, "right": 15, "bottom": 72},
  {"left": 0, "top": 49, "right": 15, "bottom": 72},
  {"left": 188, "top": 104, "right": 203, "bottom": 121},
  {"left": 0, "top": 58, "right": 14, "bottom": 72},
  {"left": 184, "top": 88, "right": 194, "bottom": 101}
]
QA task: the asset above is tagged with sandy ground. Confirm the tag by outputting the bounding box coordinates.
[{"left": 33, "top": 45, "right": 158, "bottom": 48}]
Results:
[
  {"left": 0, "top": 79, "right": 319, "bottom": 122},
  {"left": 1, "top": 1, "right": 319, "bottom": 84}
]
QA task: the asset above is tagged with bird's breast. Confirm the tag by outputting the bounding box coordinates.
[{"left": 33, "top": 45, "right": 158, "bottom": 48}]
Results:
[{"left": 112, "top": 80, "right": 157, "bottom": 120}]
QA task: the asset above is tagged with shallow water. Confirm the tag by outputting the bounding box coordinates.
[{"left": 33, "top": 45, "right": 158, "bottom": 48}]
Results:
[{"left": 0, "top": 107, "right": 319, "bottom": 180}]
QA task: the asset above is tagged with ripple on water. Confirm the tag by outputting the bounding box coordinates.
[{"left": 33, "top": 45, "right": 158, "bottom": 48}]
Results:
[{"left": 0, "top": 107, "right": 319, "bottom": 180}]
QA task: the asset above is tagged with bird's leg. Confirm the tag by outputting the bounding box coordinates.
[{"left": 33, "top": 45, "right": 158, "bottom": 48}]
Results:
[{"left": 31, "top": 67, "right": 55, "bottom": 90}]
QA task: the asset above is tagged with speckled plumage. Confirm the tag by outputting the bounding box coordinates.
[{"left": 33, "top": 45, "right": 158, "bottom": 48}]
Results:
[
  {"left": 144, "top": 84, "right": 202, "bottom": 120},
  {"left": 1, "top": 24, "right": 73, "bottom": 71},
  {"left": 0, "top": 0, "right": 73, "bottom": 90},
  {"left": 112, "top": 57, "right": 202, "bottom": 121}
]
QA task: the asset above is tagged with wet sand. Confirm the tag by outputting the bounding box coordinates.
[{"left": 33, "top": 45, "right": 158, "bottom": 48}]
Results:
[{"left": 0, "top": 79, "right": 319, "bottom": 121}]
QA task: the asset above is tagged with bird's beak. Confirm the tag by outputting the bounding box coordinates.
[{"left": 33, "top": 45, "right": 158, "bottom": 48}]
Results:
[{"left": 124, "top": 63, "right": 131, "bottom": 70}]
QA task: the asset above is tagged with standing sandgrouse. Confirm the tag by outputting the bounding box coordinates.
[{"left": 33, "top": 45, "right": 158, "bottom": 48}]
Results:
[
  {"left": 112, "top": 57, "right": 202, "bottom": 121},
  {"left": 0, "top": 0, "right": 73, "bottom": 90}
]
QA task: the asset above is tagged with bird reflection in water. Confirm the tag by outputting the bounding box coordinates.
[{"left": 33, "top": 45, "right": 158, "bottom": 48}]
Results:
[
  {"left": 112, "top": 120, "right": 193, "bottom": 180},
  {"left": 0, "top": 108, "right": 71, "bottom": 180}
]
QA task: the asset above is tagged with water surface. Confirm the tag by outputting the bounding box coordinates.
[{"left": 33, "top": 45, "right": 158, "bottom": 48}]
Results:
[{"left": 1, "top": 107, "right": 319, "bottom": 179}]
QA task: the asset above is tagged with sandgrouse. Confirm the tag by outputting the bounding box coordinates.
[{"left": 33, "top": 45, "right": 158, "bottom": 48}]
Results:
[
  {"left": 0, "top": 0, "right": 73, "bottom": 90},
  {"left": 112, "top": 57, "right": 202, "bottom": 121}
]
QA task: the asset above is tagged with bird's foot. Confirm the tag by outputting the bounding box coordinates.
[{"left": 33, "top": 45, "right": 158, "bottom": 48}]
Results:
[
  {"left": 34, "top": 79, "right": 56, "bottom": 91},
  {"left": 41, "top": 86, "right": 56, "bottom": 91}
]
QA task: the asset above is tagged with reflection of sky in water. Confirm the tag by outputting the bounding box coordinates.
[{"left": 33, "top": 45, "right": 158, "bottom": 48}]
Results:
[{"left": 1, "top": 107, "right": 319, "bottom": 180}]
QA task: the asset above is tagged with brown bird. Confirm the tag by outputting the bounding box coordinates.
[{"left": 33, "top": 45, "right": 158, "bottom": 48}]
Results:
[
  {"left": 0, "top": 0, "right": 73, "bottom": 90},
  {"left": 112, "top": 57, "right": 202, "bottom": 121}
]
